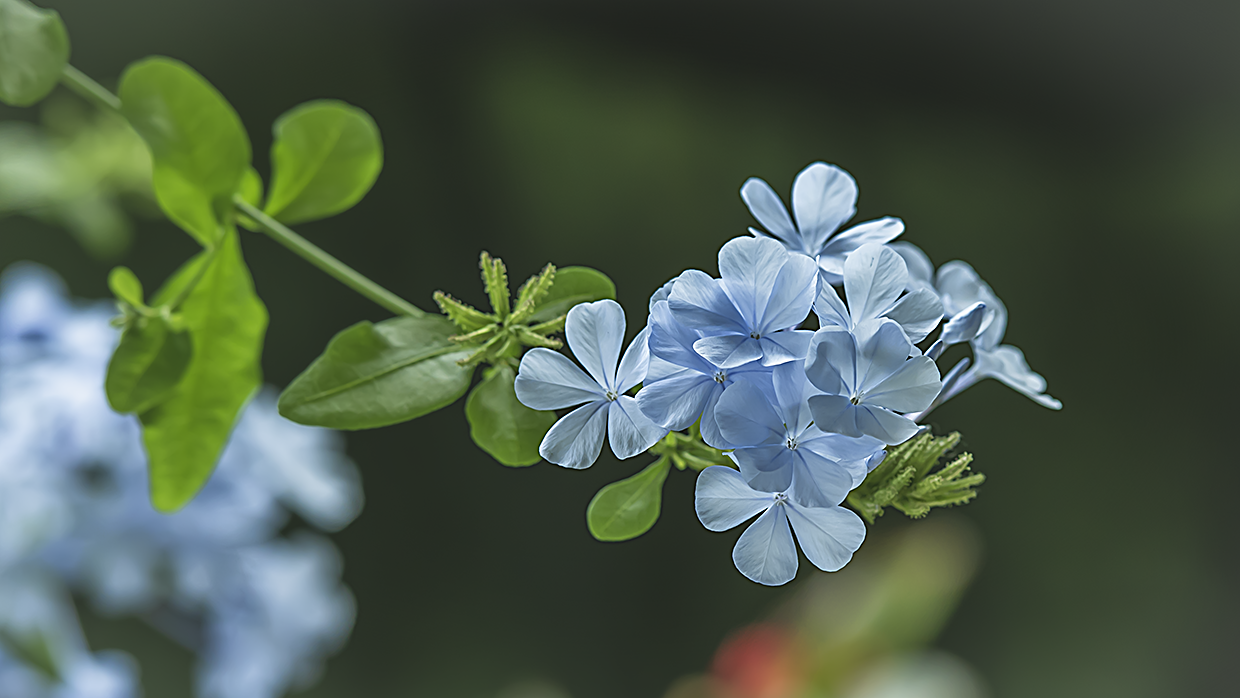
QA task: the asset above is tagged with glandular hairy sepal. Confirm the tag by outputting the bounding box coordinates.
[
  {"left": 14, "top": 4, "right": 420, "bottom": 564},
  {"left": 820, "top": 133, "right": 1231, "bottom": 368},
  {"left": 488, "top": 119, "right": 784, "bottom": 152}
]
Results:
[
  {"left": 433, "top": 291, "right": 494, "bottom": 333},
  {"left": 847, "top": 430, "right": 985, "bottom": 524}
]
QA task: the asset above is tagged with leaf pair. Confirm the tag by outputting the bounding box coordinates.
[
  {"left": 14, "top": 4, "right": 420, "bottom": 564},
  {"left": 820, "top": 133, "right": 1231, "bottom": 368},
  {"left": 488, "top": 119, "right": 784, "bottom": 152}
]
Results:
[{"left": 104, "top": 267, "right": 192, "bottom": 415}]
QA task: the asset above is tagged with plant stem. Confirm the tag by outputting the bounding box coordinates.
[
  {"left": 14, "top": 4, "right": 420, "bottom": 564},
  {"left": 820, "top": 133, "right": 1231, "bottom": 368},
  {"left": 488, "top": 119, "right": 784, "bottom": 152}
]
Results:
[
  {"left": 233, "top": 197, "right": 424, "bottom": 318},
  {"left": 59, "top": 65, "right": 122, "bottom": 113}
]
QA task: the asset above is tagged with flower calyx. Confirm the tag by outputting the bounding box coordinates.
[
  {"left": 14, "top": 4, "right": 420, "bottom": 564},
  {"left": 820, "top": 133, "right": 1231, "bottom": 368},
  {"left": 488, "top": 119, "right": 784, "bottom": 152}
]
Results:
[{"left": 847, "top": 430, "right": 985, "bottom": 524}]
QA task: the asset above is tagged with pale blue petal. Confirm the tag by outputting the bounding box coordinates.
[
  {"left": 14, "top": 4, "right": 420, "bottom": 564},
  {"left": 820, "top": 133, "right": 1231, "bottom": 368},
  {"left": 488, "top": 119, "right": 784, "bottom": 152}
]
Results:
[
  {"left": 636, "top": 370, "right": 717, "bottom": 430},
  {"left": 645, "top": 354, "right": 684, "bottom": 383},
  {"left": 975, "top": 345, "right": 1062, "bottom": 409},
  {"left": 791, "top": 163, "right": 857, "bottom": 252},
  {"left": 607, "top": 395, "right": 669, "bottom": 459},
  {"left": 939, "top": 356, "right": 973, "bottom": 398},
  {"left": 648, "top": 300, "right": 713, "bottom": 373},
  {"left": 758, "top": 330, "right": 812, "bottom": 366},
  {"left": 758, "top": 252, "right": 817, "bottom": 332},
  {"left": 745, "top": 463, "right": 795, "bottom": 493},
  {"left": 813, "top": 277, "right": 851, "bottom": 329},
  {"left": 740, "top": 177, "right": 799, "bottom": 248},
  {"left": 886, "top": 288, "right": 944, "bottom": 343},
  {"left": 787, "top": 503, "right": 866, "bottom": 572},
  {"left": 698, "top": 383, "right": 730, "bottom": 449},
  {"left": 788, "top": 450, "right": 854, "bottom": 508},
  {"left": 565, "top": 299, "right": 625, "bottom": 391},
  {"left": 926, "top": 338, "right": 945, "bottom": 360},
  {"left": 807, "top": 394, "right": 862, "bottom": 438},
  {"left": 854, "top": 404, "right": 920, "bottom": 445},
  {"left": 799, "top": 428, "right": 887, "bottom": 463},
  {"left": 864, "top": 355, "right": 941, "bottom": 413},
  {"left": 539, "top": 400, "right": 609, "bottom": 469},
  {"left": 648, "top": 277, "right": 678, "bottom": 312},
  {"left": 669, "top": 270, "right": 747, "bottom": 335},
  {"left": 734, "top": 445, "right": 795, "bottom": 476},
  {"left": 804, "top": 327, "right": 856, "bottom": 395},
  {"left": 514, "top": 348, "right": 605, "bottom": 410},
  {"left": 734, "top": 505, "right": 798, "bottom": 586},
  {"left": 940, "top": 301, "right": 987, "bottom": 346},
  {"left": 856, "top": 320, "right": 914, "bottom": 394},
  {"left": 694, "top": 334, "right": 763, "bottom": 369},
  {"left": 936, "top": 261, "right": 1007, "bottom": 350},
  {"left": 771, "top": 361, "right": 816, "bottom": 434},
  {"left": 718, "top": 236, "right": 789, "bottom": 328},
  {"left": 694, "top": 466, "right": 773, "bottom": 531},
  {"left": 715, "top": 378, "right": 784, "bottom": 447},
  {"left": 818, "top": 217, "right": 905, "bottom": 275},
  {"left": 615, "top": 326, "right": 651, "bottom": 392},
  {"left": 889, "top": 241, "right": 935, "bottom": 292},
  {"left": 843, "top": 243, "right": 908, "bottom": 327}
]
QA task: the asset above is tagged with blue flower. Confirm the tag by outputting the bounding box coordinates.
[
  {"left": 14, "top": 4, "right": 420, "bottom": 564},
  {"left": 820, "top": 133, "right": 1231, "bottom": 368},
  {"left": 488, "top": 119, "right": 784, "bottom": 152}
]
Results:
[
  {"left": 741, "top": 162, "right": 904, "bottom": 280},
  {"left": 695, "top": 466, "right": 865, "bottom": 586},
  {"left": 714, "top": 364, "right": 887, "bottom": 508},
  {"left": 667, "top": 236, "right": 816, "bottom": 369},
  {"left": 515, "top": 299, "right": 667, "bottom": 468},
  {"left": 814, "top": 242, "right": 944, "bottom": 344},
  {"left": 804, "top": 320, "right": 942, "bottom": 445},
  {"left": 636, "top": 298, "right": 774, "bottom": 449}
]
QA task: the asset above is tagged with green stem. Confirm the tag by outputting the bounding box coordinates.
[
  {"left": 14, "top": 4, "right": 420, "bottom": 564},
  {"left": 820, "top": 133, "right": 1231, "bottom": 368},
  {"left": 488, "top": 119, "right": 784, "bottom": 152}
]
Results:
[
  {"left": 59, "top": 65, "right": 122, "bottom": 113},
  {"left": 165, "top": 243, "right": 219, "bottom": 312},
  {"left": 233, "top": 196, "right": 424, "bottom": 318}
]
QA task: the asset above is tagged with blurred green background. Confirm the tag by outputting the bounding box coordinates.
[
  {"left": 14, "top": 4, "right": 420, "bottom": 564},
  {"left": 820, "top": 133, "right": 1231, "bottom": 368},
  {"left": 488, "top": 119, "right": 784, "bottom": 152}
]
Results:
[{"left": 2, "top": 0, "right": 1237, "bottom": 696}]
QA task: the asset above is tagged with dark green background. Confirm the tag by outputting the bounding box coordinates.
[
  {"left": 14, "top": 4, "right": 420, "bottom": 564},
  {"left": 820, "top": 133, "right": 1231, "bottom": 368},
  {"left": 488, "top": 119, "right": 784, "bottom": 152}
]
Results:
[{"left": 2, "top": 1, "right": 1237, "bottom": 696}]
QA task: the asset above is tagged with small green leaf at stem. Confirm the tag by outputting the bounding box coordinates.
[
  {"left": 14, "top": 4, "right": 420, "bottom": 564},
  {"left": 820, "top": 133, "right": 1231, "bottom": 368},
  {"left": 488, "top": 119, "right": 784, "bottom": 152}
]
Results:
[
  {"left": 140, "top": 229, "right": 267, "bottom": 512},
  {"left": 0, "top": 0, "right": 70, "bottom": 107},
  {"left": 278, "top": 315, "right": 475, "bottom": 429},
  {"left": 586, "top": 456, "right": 672, "bottom": 542},
  {"left": 107, "top": 266, "right": 144, "bottom": 308},
  {"left": 118, "top": 57, "right": 251, "bottom": 246},
  {"left": 105, "top": 315, "right": 192, "bottom": 414},
  {"left": 465, "top": 364, "right": 556, "bottom": 467},
  {"left": 263, "top": 100, "right": 383, "bottom": 225},
  {"left": 527, "top": 266, "right": 615, "bottom": 323}
]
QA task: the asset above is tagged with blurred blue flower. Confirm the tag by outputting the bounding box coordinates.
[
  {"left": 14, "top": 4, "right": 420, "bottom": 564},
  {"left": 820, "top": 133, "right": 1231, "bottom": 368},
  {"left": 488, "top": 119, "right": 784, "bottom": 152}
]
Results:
[
  {"left": 0, "top": 263, "right": 362, "bottom": 698},
  {"left": 695, "top": 466, "right": 865, "bottom": 586},
  {"left": 515, "top": 299, "right": 666, "bottom": 468},
  {"left": 667, "top": 236, "right": 816, "bottom": 369},
  {"left": 804, "top": 320, "right": 942, "bottom": 445},
  {"left": 741, "top": 162, "right": 904, "bottom": 281}
]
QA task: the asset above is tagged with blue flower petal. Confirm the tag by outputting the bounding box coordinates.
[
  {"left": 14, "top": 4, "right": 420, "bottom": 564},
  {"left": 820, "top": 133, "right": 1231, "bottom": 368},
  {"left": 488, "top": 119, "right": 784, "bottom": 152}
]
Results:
[
  {"left": 607, "top": 395, "right": 668, "bottom": 460},
  {"left": 791, "top": 163, "right": 858, "bottom": 253},
  {"left": 514, "top": 348, "right": 605, "bottom": 410},
  {"left": 539, "top": 400, "right": 609, "bottom": 469},
  {"left": 786, "top": 502, "right": 866, "bottom": 573},
  {"left": 733, "top": 504, "right": 798, "bottom": 586},
  {"left": 694, "top": 466, "right": 773, "bottom": 532},
  {"left": 565, "top": 300, "right": 626, "bottom": 391}
]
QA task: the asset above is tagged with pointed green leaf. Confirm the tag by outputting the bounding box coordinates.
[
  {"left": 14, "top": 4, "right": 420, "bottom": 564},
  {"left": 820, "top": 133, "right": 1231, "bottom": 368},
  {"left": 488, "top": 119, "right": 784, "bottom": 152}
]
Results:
[
  {"left": 107, "top": 266, "right": 144, "bottom": 308},
  {"left": 118, "top": 57, "right": 250, "bottom": 246},
  {"left": 279, "top": 314, "right": 475, "bottom": 430},
  {"left": 0, "top": 0, "right": 70, "bottom": 107},
  {"left": 140, "top": 230, "right": 267, "bottom": 511},
  {"left": 105, "top": 316, "right": 192, "bottom": 414},
  {"left": 263, "top": 99, "right": 383, "bottom": 225},
  {"left": 528, "top": 266, "right": 615, "bottom": 323},
  {"left": 586, "top": 457, "right": 671, "bottom": 542},
  {"left": 465, "top": 365, "right": 556, "bottom": 467}
]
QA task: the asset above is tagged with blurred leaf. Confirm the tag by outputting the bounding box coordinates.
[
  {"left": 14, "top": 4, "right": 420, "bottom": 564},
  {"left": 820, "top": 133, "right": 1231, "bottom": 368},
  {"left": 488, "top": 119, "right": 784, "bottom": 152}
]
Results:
[
  {"left": 107, "top": 266, "right": 143, "bottom": 307},
  {"left": 528, "top": 266, "right": 615, "bottom": 323},
  {"left": 0, "top": 0, "right": 69, "bottom": 107},
  {"left": 586, "top": 456, "right": 670, "bottom": 542},
  {"left": 465, "top": 364, "right": 556, "bottom": 466},
  {"left": 279, "top": 315, "right": 474, "bottom": 430},
  {"left": 264, "top": 99, "right": 382, "bottom": 224},
  {"left": 141, "top": 230, "right": 267, "bottom": 511},
  {"left": 118, "top": 57, "right": 250, "bottom": 246},
  {"left": 105, "top": 315, "right": 192, "bottom": 414}
]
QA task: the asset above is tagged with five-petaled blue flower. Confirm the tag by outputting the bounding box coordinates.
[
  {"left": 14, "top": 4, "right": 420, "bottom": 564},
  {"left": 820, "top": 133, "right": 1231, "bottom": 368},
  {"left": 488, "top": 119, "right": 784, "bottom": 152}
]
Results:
[
  {"left": 515, "top": 299, "right": 668, "bottom": 469},
  {"left": 814, "top": 242, "right": 944, "bottom": 344}
]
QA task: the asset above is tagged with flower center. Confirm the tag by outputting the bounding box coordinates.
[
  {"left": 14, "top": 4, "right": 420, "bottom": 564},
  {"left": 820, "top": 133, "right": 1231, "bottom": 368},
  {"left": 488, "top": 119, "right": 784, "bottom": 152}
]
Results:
[
  {"left": 785, "top": 435, "right": 799, "bottom": 450},
  {"left": 773, "top": 493, "right": 789, "bottom": 506},
  {"left": 850, "top": 392, "right": 864, "bottom": 405},
  {"left": 749, "top": 330, "right": 761, "bottom": 339},
  {"left": 713, "top": 370, "right": 727, "bottom": 384},
  {"left": 605, "top": 389, "right": 618, "bottom": 401}
]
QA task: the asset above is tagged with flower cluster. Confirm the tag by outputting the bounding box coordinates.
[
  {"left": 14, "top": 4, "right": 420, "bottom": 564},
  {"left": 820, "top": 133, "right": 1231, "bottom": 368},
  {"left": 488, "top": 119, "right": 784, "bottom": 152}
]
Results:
[
  {"left": 516, "top": 162, "right": 1059, "bottom": 586},
  {"left": 0, "top": 265, "right": 361, "bottom": 698}
]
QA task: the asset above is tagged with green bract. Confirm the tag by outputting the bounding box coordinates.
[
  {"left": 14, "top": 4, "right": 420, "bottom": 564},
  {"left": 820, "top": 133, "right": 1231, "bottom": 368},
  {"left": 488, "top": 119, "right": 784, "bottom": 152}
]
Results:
[
  {"left": 465, "top": 365, "right": 556, "bottom": 466},
  {"left": 278, "top": 315, "right": 474, "bottom": 430},
  {"left": 107, "top": 266, "right": 144, "bottom": 308},
  {"left": 586, "top": 457, "right": 671, "bottom": 542},
  {"left": 118, "top": 57, "right": 250, "bottom": 246},
  {"left": 105, "top": 315, "right": 192, "bottom": 415},
  {"left": 527, "top": 266, "right": 616, "bottom": 323},
  {"left": 264, "top": 100, "right": 383, "bottom": 225},
  {"left": 0, "top": 0, "right": 69, "bottom": 107},
  {"left": 141, "top": 231, "right": 268, "bottom": 512}
]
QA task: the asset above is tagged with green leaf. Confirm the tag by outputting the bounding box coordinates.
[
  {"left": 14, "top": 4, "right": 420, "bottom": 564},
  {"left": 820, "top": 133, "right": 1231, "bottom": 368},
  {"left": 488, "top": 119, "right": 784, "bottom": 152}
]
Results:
[
  {"left": 528, "top": 266, "right": 615, "bottom": 323},
  {"left": 140, "top": 230, "right": 267, "bottom": 511},
  {"left": 465, "top": 365, "right": 556, "bottom": 466},
  {"left": 279, "top": 314, "right": 475, "bottom": 430},
  {"left": 263, "top": 100, "right": 382, "bottom": 225},
  {"left": 118, "top": 57, "right": 250, "bottom": 246},
  {"left": 105, "top": 316, "right": 192, "bottom": 414},
  {"left": 586, "top": 457, "right": 671, "bottom": 542},
  {"left": 0, "top": 0, "right": 70, "bottom": 107},
  {"left": 107, "top": 266, "right": 144, "bottom": 307},
  {"left": 235, "top": 166, "right": 264, "bottom": 231}
]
